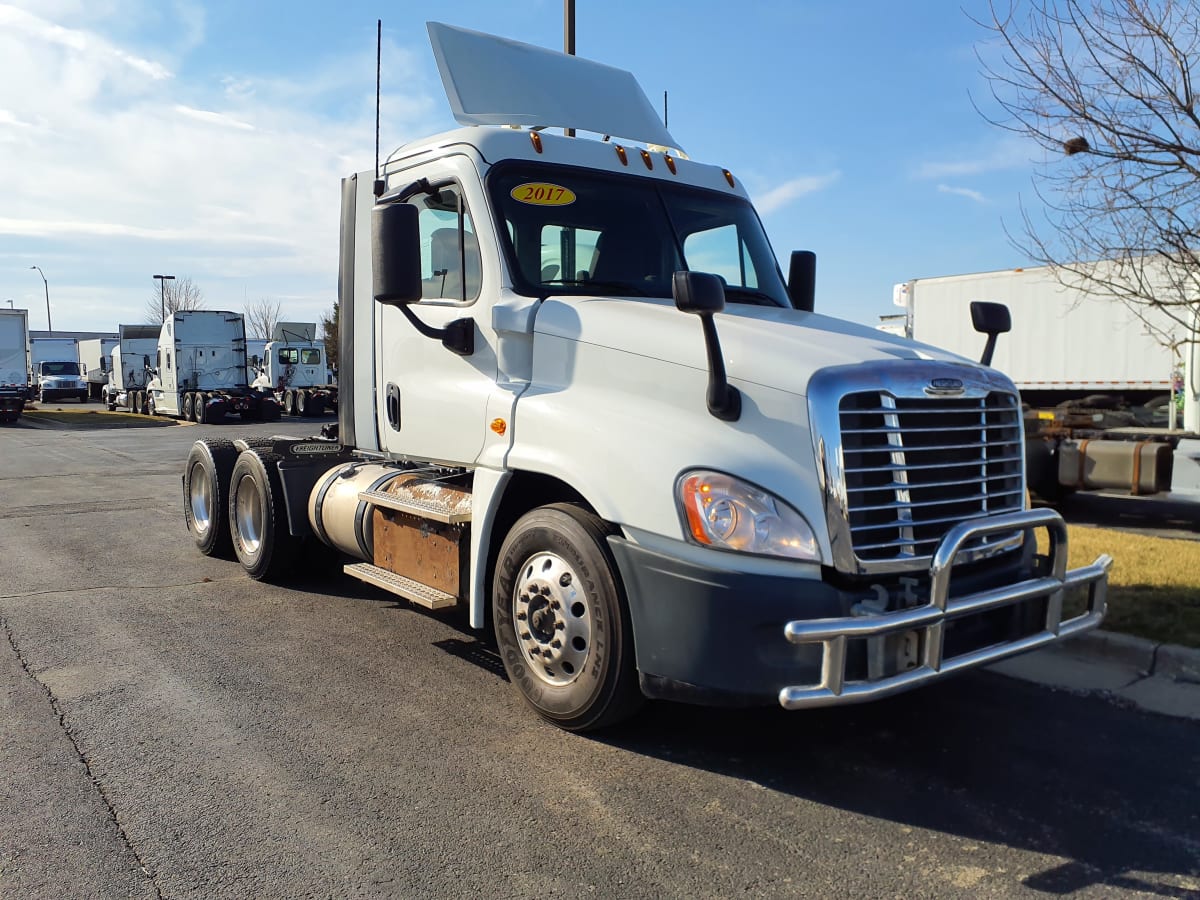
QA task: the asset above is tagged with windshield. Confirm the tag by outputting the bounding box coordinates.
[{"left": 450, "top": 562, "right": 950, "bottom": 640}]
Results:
[
  {"left": 41, "top": 361, "right": 80, "bottom": 376},
  {"left": 488, "top": 163, "right": 792, "bottom": 307}
]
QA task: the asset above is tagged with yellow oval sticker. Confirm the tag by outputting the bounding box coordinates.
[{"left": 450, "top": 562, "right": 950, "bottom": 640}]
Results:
[{"left": 510, "top": 183, "right": 576, "bottom": 206}]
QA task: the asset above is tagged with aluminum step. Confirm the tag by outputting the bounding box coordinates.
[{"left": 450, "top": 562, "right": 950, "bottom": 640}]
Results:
[
  {"left": 343, "top": 563, "right": 458, "bottom": 610},
  {"left": 358, "top": 487, "right": 472, "bottom": 524}
]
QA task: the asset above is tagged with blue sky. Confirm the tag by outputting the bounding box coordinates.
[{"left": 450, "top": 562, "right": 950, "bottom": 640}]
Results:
[{"left": 0, "top": 0, "right": 1045, "bottom": 332}]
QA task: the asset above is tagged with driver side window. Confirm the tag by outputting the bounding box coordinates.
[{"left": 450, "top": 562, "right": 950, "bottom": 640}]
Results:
[{"left": 416, "top": 185, "right": 482, "bottom": 302}]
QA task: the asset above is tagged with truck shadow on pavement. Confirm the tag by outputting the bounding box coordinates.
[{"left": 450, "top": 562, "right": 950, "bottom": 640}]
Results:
[{"left": 595, "top": 674, "right": 1199, "bottom": 898}]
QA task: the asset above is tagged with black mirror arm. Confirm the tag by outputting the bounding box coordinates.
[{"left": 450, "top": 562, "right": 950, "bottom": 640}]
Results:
[
  {"left": 980, "top": 334, "right": 998, "bottom": 368},
  {"left": 395, "top": 304, "right": 474, "bottom": 357},
  {"left": 699, "top": 314, "right": 741, "bottom": 421}
]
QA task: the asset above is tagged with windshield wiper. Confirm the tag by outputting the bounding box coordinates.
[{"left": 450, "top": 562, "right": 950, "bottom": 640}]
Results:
[
  {"left": 721, "top": 285, "right": 786, "bottom": 307},
  {"left": 541, "top": 278, "right": 650, "bottom": 297}
]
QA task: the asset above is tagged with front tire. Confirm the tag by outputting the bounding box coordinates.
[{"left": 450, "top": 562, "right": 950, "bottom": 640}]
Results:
[
  {"left": 183, "top": 439, "right": 238, "bottom": 557},
  {"left": 492, "top": 503, "right": 642, "bottom": 732},
  {"left": 228, "top": 448, "right": 299, "bottom": 581}
]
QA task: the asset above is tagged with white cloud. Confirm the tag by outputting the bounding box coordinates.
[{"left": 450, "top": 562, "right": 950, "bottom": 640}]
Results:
[
  {"left": 937, "top": 184, "right": 987, "bottom": 204},
  {"left": 915, "top": 138, "right": 1031, "bottom": 179},
  {"left": 174, "top": 104, "right": 255, "bottom": 131},
  {"left": 754, "top": 172, "right": 840, "bottom": 215}
]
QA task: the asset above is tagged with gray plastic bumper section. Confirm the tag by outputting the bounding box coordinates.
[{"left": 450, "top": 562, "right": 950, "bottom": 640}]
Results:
[{"left": 779, "top": 508, "right": 1112, "bottom": 709}]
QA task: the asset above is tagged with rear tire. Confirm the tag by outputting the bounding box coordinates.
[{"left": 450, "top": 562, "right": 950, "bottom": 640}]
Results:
[
  {"left": 492, "top": 503, "right": 642, "bottom": 732},
  {"left": 183, "top": 393, "right": 195, "bottom": 422},
  {"left": 283, "top": 390, "right": 295, "bottom": 416},
  {"left": 296, "top": 390, "right": 308, "bottom": 417},
  {"left": 229, "top": 448, "right": 299, "bottom": 581},
  {"left": 183, "top": 439, "right": 238, "bottom": 557}
]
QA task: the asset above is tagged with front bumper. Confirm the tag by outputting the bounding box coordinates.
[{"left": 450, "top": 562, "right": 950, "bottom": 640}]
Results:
[{"left": 611, "top": 508, "right": 1110, "bottom": 709}]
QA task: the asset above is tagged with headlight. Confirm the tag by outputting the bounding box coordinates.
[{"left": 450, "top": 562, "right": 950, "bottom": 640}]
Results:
[{"left": 677, "top": 470, "right": 819, "bottom": 561}]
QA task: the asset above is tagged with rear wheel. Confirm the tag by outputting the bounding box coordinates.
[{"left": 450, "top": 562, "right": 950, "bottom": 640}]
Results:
[
  {"left": 183, "top": 439, "right": 238, "bottom": 557},
  {"left": 296, "top": 390, "right": 308, "bottom": 417},
  {"left": 283, "top": 390, "right": 295, "bottom": 416},
  {"left": 492, "top": 503, "right": 642, "bottom": 732},
  {"left": 229, "top": 448, "right": 299, "bottom": 581},
  {"left": 132, "top": 391, "right": 143, "bottom": 414},
  {"left": 183, "top": 393, "right": 195, "bottom": 421}
]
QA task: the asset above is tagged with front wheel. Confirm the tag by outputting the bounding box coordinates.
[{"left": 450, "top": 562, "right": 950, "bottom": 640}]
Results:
[{"left": 492, "top": 503, "right": 642, "bottom": 732}]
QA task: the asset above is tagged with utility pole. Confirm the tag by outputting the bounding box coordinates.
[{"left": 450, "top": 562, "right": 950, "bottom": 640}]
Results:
[
  {"left": 564, "top": 0, "right": 575, "bottom": 137},
  {"left": 154, "top": 274, "right": 176, "bottom": 323},
  {"left": 28, "top": 265, "right": 51, "bottom": 330}
]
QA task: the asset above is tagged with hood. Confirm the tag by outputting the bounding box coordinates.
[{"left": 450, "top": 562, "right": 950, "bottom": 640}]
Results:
[{"left": 533, "top": 296, "right": 980, "bottom": 396}]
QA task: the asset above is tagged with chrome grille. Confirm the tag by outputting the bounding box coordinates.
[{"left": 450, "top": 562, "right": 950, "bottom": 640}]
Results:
[{"left": 839, "top": 391, "right": 1024, "bottom": 563}]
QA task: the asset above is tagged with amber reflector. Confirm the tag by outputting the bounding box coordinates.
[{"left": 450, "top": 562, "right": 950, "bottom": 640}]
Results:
[
  {"left": 723, "top": 169, "right": 735, "bottom": 188},
  {"left": 490, "top": 418, "right": 507, "bottom": 436},
  {"left": 614, "top": 144, "right": 628, "bottom": 165},
  {"left": 640, "top": 149, "right": 653, "bottom": 170},
  {"left": 530, "top": 132, "right": 543, "bottom": 153},
  {"left": 665, "top": 155, "right": 677, "bottom": 174}
]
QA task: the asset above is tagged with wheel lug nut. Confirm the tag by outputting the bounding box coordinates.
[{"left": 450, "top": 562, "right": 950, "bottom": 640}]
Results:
[
  {"left": 541, "top": 585, "right": 553, "bottom": 596},
  {"left": 555, "top": 622, "right": 565, "bottom": 630},
  {"left": 550, "top": 600, "right": 561, "bottom": 610},
  {"left": 520, "top": 631, "right": 531, "bottom": 639},
  {"left": 542, "top": 649, "right": 553, "bottom": 659},
  {"left": 517, "top": 612, "right": 527, "bottom": 621},
  {"left": 551, "top": 640, "right": 561, "bottom": 649}
]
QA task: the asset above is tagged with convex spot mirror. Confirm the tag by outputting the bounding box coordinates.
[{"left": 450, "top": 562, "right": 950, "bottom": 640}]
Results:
[{"left": 372, "top": 202, "right": 422, "bottom": 305}]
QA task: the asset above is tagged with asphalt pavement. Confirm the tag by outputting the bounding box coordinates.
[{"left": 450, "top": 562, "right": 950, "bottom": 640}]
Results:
[{"left": 1, "top": 419, "right": 1198, "bottom": 898}]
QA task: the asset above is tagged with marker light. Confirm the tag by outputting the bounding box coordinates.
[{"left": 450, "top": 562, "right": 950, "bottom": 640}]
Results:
[
  {"left": 530, "top": 132, "right": 543, "bottom": 154},
  {"left": 614, "top": 144, "right": 628, "bottom": 166},
  {"left": 490, "top": 418, "right": 507, "bottom": 435},
  {"left": 677, "top": 471, "right": 819, "bottom": 560},
  {"left": 664, "top": 154, "right": 677, "bottom": 174},
  {"left": 639, "top": 149, "right": 653, "bottom": 170},
  {"left": 723, "top": 169, "right": 736, "bottom": 188}
]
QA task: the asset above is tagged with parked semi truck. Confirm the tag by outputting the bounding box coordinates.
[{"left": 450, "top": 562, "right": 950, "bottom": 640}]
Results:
[
  {"left": 147, "top": 310, "right": 280, "bottom": 423},
  {"left": 102, "top": 325, "right": 160, "bottom": 412},
  {"left": 250, "top": 322, "right": 337, "bottom": 416},
  {"left": 0, "top": 308, "right": 29, "bottom": 422},
  {"left": 29, "top": 337, "right": 87, "bottom": 403},
  {"left": 898, "top": 267, "right": 1200, "bottom": 501},
  {"left": 183, "top": 23, "right": 1111, "bottom": 732},
  {"left": 78, "top": 337, "right": 120, "bottom": 401}
]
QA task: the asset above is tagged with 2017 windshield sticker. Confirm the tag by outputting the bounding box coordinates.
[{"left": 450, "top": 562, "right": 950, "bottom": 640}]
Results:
[{"left": 511, "top": 183, "right": 576, "bottom": 206}]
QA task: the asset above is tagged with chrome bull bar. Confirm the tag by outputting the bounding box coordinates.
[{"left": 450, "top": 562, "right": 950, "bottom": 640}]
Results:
[{"left": 779, "top": 508, "right": 1112, "bottom": 709}]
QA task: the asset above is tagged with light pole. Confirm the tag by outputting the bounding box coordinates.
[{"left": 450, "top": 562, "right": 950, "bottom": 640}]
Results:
[
  {"left": 28, "top": 265, "right": 51, "bottom": 330},
  {"left": 153, "top": 274, "right": 176, "bottom": 323}
]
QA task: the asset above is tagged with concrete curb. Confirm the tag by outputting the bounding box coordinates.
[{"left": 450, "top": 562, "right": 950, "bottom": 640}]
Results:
[{"left": 990, "top": 628, "right": 1200, "bottom": 721}]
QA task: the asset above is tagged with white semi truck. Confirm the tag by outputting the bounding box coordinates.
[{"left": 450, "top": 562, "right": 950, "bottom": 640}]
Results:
[
  {"left": 101, "top": 325, "right": 160, "bottom": 412},
  {"left": 78, "top": 336, "right": 120, "bottom": 401},
  {"left": 147, "top": 310, "right": 281, "bottom": 423},
  {"left": 182, "top": 23, "right": 1111, "bottom": 732},
  {"left": 0, "top": 308, "right": 29, "bottom": 423},
  {"left": 29, "top": 337, "right": 87, "bottom": 403},
  {"left": 249, "top": 322, "right": 338, "bottom": 416}
]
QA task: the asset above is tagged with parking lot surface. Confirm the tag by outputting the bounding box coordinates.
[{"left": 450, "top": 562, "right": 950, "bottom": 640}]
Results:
[{"left": 2, "top": 422, "right": 1198, "bottom": 898}]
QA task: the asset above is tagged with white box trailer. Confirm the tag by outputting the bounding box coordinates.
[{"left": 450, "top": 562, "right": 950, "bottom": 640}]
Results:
[
  {"left": 0, "top": 308, "right": 29, "bottom": 422},
  {"left": 78, "top": 337, "right": 120, "bottom": 400},
  {"left": 29, "top": 337, "right": 86, "bottom": 403}
]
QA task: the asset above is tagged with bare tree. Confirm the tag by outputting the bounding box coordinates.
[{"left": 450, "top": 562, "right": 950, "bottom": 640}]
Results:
[
  {"left": 978, "top": 0, "right": 1200, "bottom": 349},
  {"left": 146, "top": 276, "right": 205, "bottom": 324},
  {"left": 245, "top": 297, "right": 283, "bottom": 340},
  {"left": 320, "top": 301, "right": 339, "bottom": 373}
]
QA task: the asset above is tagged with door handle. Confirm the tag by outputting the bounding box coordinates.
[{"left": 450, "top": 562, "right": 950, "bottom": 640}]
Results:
[{"left": 386, "top": 383, "right": 401, "bottom": 430}]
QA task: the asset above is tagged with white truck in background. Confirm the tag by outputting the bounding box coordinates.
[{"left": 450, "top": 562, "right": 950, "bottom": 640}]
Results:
[
  {"left": 30, "top": 337, "right": 87, "bottom": 403},
  {"left": 146, "top": 310, "right": 281, "bottom": 423},
  {"left": 897, "top": 267, "right": 1200, "bottom": 500},
  {"left": 0, "top": 308, "right": 29, "bottom": 423},
  {"left": 102, "top": 325, "right": 160, "bottom": 412},
  {"left": 78, "top": 337, "right": 120, "bottom": 401},
  {"left": 182, "top": 23, "right": 1110, "bottom": 732},
  {"left": 250, "top": 322, "right": 337, "bottom": 416}
]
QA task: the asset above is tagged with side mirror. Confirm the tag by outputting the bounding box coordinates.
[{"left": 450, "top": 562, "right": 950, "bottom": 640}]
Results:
[
  {"left": 970, "top": 301, "right": 1011, "bottom": 367},
  {"left": 672, "top": 271, "right": 741, "bottom": 422},
  {"left": 372, "top": 202, "right": 422, "bottom": 304},
  {"left": 787, "top": 250, "right": 816, "bottom": 313}
]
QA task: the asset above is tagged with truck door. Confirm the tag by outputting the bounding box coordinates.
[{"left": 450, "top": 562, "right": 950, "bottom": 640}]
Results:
[{"left": 376, "top": 157, "right": 500, "bottom": 466}]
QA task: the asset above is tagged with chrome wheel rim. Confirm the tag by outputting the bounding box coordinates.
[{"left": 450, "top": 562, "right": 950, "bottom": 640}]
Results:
[
  {"left": 188, "top": 462, "right": 211, "bottom": 534},
  {"left": 234, "top": 473, "right": 263, "bottom": 554},
  {"left": 513, "top": 551, "right": 592, "bottom": 687}
]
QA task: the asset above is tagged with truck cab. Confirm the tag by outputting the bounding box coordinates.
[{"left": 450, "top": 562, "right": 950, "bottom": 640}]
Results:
[
  {"left": 249, "top": 323, "right": 336, "bottom": 416},
  {"left": 183, "top": 22, "right": 1111, "bottom": 732}
]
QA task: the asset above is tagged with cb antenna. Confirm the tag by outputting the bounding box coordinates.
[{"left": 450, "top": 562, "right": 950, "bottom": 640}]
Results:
[{"left": 373, "top": 19, "right": 384, "bottom": 197}]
